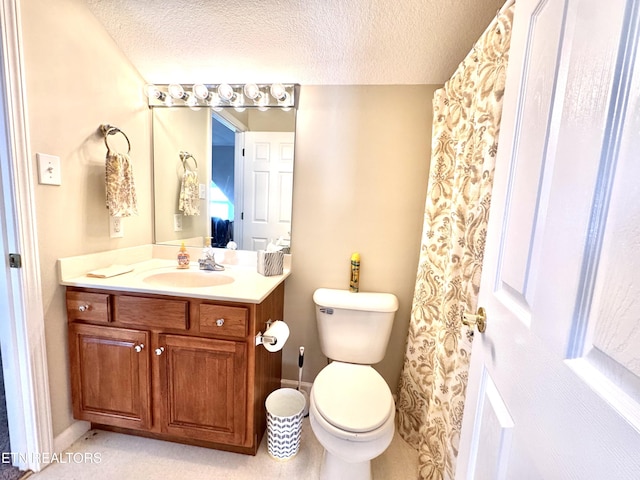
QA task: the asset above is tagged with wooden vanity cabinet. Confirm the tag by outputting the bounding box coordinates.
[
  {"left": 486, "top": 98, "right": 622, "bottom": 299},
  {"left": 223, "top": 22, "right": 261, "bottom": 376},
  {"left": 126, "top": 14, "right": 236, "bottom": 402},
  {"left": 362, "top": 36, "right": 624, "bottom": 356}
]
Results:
[{"left": 66, "top": 283, "right": 284, "bottom": 455}]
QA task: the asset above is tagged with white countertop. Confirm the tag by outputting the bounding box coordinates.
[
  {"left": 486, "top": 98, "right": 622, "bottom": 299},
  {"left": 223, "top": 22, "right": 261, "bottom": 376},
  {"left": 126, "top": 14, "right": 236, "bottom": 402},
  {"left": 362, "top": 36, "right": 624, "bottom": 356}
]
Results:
[{"left": 58, "top": 244, "right": 290, "bottom": 304}]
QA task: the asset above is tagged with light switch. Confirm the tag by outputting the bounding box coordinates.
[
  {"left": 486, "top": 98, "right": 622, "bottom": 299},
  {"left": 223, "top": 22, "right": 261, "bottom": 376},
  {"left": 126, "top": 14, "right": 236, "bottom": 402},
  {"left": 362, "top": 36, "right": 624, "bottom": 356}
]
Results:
[
  {"left": 199, "top": 183, "right": 206, "bottom": 199},
  {"left": 36, "top": 153, "right": 61, "bottom": 185}
]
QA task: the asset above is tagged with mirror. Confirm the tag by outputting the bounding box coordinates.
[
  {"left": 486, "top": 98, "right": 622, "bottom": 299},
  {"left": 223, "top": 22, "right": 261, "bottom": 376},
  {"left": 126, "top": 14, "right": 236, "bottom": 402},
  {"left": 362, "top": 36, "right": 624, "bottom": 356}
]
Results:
[{"left": 152, "top": 105, "right": 296, "bottom": 251}]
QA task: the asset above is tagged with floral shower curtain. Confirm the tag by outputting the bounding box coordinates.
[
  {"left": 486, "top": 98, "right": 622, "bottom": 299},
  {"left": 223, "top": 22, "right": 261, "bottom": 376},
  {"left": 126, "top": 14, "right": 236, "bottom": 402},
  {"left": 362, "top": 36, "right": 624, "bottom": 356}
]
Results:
[{"left": 396, "top": 3, "right": 515, "bottom": 479}]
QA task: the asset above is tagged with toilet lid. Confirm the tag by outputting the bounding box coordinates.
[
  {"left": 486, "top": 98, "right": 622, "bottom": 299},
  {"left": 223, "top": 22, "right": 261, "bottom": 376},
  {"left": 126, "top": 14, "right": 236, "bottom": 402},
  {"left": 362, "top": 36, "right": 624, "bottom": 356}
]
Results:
[{"left": 312, "top": 362, "right": 393, "bottom": 433}]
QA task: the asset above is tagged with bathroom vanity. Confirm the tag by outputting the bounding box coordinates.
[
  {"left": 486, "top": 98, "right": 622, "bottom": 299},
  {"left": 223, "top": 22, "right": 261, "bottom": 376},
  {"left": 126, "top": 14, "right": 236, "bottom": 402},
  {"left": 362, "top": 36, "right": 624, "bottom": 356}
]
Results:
[{"left": 59, "top": 245, "right": 289, "bottom": 455}]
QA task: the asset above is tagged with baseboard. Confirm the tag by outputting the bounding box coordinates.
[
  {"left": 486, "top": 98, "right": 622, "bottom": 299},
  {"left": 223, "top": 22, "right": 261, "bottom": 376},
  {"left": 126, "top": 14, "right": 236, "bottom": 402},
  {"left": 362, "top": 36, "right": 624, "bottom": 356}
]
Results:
[
  {"left": 53, "top": 420, "right": 90, "bottom": 454},
  {"left": 281, "top": 378, "right": 312, "bottom": 394}
]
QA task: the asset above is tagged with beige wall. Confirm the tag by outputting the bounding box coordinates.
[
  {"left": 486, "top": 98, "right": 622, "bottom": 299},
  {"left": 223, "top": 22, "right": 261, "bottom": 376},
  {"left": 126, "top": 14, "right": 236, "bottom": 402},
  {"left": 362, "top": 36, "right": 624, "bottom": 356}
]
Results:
[
  {"left": 19, "top": 0, "right": 438, "bottom": 440},
  {"left": 153, "top": 108, "right": 211, "bottom": 244},
  {"left": 283, "top": 85, "right": 437, "bottom": 391},
  {"left": 21, "top": 0, "right": 152, "bottom": 437}
]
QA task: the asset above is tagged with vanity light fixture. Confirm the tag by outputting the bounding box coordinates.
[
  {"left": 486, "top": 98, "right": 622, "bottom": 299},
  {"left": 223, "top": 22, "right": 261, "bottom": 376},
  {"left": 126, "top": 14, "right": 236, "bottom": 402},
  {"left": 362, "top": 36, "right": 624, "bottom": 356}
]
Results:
[{"left": 145, "top": 83, "right": 298, "bottom": 109}]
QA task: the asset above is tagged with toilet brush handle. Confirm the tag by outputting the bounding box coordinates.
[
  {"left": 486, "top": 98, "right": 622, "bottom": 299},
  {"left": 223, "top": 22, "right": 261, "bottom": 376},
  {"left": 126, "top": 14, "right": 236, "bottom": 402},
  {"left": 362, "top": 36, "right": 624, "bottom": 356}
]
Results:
[{"left": 298, "top": 346, "right": 305, "bottom": 368}]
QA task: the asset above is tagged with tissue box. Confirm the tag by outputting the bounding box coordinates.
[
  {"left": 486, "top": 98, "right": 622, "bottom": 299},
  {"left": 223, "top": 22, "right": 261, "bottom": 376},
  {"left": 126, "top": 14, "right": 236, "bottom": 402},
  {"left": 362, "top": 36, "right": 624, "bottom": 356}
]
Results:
[{"left": 257, "top": 250, "right": 284, "bottom": 276}]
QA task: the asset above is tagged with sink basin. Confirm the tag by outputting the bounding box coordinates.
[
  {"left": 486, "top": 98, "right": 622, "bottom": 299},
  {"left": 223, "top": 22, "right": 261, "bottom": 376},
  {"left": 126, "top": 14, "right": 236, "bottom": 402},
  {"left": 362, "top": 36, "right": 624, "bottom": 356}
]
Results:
[{"left": 142, "top": 270, "right": 234, "bottom": 288}]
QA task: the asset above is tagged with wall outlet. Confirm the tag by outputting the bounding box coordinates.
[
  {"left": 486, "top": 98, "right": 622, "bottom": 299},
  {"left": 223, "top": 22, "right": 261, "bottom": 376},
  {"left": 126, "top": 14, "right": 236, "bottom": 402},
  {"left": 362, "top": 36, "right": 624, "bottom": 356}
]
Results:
[
  {"left": 109, "top": 216, "right": 124, "bottom": 238},
  {"left": 173, "top": 213, "right": 183, "bottom": 232},
  {"left": 199, "top": 183, "right": 206, "bottom": 199}
]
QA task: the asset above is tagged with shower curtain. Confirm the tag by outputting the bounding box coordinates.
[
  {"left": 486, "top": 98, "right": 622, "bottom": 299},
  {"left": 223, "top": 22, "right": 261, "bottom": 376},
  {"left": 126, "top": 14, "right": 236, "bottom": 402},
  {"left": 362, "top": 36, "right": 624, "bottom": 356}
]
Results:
[{"left": 396, "top": 3, "right": 515, "bottom": 479}]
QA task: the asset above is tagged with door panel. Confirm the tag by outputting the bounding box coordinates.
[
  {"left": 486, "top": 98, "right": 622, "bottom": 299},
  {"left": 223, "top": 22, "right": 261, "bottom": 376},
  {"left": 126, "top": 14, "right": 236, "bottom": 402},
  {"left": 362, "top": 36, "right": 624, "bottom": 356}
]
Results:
[
  {"left": 159, "top": 334, "right": 247, "bottom": 445},
  {"left": 498, "top": 0, "right": 565, "bottom": 307},
  {"left": 466, "top": 369, "right": 514, "bottom": 480},
  {"left": 242, "top": 131, "right": 294, "bottom": 250},
  {"left": 68, "top": 323, "right": 151, "bottom": 429},
  {"left": 457, "top": 0, "right": 640, "bottom": 478}
]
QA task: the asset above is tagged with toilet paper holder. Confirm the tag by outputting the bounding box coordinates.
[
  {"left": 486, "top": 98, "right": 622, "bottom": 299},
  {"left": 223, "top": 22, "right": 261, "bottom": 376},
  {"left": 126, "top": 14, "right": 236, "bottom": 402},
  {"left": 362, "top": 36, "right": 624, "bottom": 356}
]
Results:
[{"left": 255, "top": 319, "right": 278, "bottom": 346}]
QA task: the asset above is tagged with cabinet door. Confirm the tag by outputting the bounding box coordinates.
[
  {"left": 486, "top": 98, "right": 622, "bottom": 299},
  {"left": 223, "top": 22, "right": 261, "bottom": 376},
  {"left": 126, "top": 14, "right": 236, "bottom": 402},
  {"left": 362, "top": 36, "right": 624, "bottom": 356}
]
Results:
[
  {"left": 69, "top": 323, "right": 151, "bottom": 429},
  {"left": 158, "top": 334, "right": 247, "bottom": 445}
]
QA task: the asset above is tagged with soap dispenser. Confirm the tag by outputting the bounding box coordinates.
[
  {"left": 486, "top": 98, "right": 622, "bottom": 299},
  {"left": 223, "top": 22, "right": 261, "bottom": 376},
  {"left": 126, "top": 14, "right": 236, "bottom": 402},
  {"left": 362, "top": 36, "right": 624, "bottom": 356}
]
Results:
[{"left": 177, "top": 242, "right": 190, "bottom": 269}]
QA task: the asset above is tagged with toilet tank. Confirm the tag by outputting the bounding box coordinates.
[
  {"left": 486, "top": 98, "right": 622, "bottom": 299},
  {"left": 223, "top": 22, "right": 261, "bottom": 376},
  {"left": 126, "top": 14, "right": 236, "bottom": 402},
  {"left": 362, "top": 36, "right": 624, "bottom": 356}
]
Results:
[{"left": 313, "top": 288, "right": 399, "bottom": 364}]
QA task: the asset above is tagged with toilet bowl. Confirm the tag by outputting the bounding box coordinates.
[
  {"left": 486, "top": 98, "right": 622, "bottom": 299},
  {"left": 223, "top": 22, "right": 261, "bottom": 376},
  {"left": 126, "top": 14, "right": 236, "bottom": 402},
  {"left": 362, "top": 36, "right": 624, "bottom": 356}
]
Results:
[{"left": 309, "top": 361, "right": 395, "bottom": 480}]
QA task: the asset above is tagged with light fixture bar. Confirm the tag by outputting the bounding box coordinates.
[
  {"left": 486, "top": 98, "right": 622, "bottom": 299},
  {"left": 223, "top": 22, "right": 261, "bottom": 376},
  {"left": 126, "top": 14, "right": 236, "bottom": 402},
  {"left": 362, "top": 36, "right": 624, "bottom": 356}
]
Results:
[{"left": 146, "top": 83, "right": 299, "bottom": 109}]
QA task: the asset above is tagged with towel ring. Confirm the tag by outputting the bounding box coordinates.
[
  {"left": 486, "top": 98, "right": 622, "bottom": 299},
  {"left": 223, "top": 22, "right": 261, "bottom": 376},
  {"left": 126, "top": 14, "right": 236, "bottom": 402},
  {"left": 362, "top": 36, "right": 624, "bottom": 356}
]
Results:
[
  {"left": 179, "top": 151, "right": 197, "bottom": 170},
  {"left": 100, "top": 124, "right": 131, "bottom": 154}
]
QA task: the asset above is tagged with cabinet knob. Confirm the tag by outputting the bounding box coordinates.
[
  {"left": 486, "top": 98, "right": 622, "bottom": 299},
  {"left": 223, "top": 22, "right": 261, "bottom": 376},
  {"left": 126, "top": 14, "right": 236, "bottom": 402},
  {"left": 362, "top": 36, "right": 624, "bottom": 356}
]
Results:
[
  {"left": 134, "top": 343, "right": 145, "bottom": 352},
  {"left": 155, "top": 347, "right": 165, "bottom": 356},
  {"left": 216, "top": 318, "right": 225, "bottom": 327},
  {"left": 78, "top": 304, "right": 90, "bottom": 312}
]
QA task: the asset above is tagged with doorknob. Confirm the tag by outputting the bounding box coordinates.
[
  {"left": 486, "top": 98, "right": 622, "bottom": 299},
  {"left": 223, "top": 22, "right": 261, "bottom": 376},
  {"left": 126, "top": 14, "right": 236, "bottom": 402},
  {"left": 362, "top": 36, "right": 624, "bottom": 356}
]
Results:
[{"left": 462, "top": 307, "right": 487, "bottom": 333}]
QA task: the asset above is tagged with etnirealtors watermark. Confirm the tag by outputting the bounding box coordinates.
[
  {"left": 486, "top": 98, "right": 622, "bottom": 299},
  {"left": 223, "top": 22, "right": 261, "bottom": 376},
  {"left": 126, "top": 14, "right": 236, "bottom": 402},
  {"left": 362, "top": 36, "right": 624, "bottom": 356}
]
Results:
[{"left": 2, "top": 452, "right": 101, "bottom": 464}]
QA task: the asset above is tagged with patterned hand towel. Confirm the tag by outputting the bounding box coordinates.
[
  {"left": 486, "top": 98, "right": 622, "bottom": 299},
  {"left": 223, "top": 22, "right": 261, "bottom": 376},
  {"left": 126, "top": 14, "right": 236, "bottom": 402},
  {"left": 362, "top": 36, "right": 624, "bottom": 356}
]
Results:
[
  {"left": 179, "top": 169, "right": 200, "bottom": 216},
  {"left": 105, "top": 151, "right": 138, "bottom": 217}
]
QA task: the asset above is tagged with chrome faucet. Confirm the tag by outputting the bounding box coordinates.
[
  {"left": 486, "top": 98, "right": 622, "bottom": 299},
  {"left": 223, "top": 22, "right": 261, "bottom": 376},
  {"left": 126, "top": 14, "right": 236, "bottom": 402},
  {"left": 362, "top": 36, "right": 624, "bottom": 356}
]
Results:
[{"left": 198, "top": 246, "right": 225, "bottom": 271}]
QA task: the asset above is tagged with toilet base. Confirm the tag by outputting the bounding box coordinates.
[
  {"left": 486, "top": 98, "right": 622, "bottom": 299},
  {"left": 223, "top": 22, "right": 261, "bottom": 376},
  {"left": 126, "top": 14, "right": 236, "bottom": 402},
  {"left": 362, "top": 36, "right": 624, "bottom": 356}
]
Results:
[{"left": 320, "top": 450, "right": 371, "bottom": 480}]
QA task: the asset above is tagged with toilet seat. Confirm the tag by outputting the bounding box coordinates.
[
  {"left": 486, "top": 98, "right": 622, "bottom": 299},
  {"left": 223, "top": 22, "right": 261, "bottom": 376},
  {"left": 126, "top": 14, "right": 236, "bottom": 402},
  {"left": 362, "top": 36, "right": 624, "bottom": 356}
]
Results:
[{"left": 312, "top": 362, "right": 393, "bottom": 434}]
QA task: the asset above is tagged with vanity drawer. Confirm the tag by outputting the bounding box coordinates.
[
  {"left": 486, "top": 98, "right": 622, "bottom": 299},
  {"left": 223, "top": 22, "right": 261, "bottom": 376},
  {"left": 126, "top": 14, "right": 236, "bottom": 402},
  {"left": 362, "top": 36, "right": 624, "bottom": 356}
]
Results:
[
  {"left": 200, "top": 304, "right": 248, "bottom": 338},
  {"left": 66, "top": 291, "right": 110, "bottom": 323},
  {"left": 115, "top": 295, "right": 188, "bottom": 330}
]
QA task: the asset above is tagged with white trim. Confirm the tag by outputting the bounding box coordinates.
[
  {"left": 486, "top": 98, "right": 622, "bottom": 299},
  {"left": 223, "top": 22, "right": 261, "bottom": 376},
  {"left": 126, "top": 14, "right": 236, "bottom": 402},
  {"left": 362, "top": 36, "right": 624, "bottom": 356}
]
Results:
[
  {"left": 281, "top": 378, "right": 312, "bottom": 394},
  {"left": 0, "top": 0, "right": 53, "bottom": 472},
  {"left": 212, "top": 110, "right": 248, "bottom": 133},
  {"left": 234, "top": 131, "right": 245, "bottom": 245},
  {"left": 53, "top": 420, "right": 90, "bottom": 455}
]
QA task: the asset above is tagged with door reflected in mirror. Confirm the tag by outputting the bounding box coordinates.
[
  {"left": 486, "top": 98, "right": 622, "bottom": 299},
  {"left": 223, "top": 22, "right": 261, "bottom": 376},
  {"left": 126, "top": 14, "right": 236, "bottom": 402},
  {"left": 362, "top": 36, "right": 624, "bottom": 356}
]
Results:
[{"left": 152, "top": 106, "right": 296, "bottom": 251}]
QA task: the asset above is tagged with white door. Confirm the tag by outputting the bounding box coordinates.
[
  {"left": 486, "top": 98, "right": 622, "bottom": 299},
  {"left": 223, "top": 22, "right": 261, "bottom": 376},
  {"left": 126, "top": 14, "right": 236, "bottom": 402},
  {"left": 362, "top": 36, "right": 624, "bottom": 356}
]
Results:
[
  {"left": 457, "top": 0, "right": 640, "bottom": 478},
  {"left": 241, "top": 131, "right": 294, "bottom": 251}
]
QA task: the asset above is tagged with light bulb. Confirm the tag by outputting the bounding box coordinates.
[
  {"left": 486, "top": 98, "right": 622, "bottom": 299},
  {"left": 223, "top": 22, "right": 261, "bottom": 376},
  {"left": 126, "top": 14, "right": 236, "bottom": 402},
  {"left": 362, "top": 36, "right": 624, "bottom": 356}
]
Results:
[
  {"left": 145, "top": 84, "right": 166, "bottom": 101},
  {"left": 243, "top": 83, "right": 260, "bottom": 100},
  {"left": 270, "top": 83, "right": 286, "bottom": 100},
  {"left": 193, "top": 83, "right": 210, "bottom": 100},
  {"left": 217, "top": 83, "right": 234, "bottom": 101},
  {"left": 186, "top": 95, "right": 198, "bottom": 107},
  {"left": 168, "top": 83, "right": 188, "bottom": 100}
]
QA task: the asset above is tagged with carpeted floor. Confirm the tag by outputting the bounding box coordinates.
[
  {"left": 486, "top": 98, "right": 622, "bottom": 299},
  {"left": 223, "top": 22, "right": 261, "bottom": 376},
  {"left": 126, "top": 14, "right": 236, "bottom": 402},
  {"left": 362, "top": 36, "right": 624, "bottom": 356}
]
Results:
[{"left": 0, "top": 349, "right": 26, "bottom": 480}]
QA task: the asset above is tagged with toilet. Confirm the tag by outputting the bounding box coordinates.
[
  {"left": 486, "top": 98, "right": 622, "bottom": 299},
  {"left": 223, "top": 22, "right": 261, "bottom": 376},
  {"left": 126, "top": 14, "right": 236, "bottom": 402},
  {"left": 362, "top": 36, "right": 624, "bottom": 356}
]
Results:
[{"left": 310, "top": 288, "right": 399, "bottom": 480}]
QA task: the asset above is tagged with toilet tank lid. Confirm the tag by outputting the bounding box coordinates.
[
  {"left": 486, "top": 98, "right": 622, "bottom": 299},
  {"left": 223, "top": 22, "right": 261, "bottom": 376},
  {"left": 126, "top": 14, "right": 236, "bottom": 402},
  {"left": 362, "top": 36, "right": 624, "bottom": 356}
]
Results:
[{"left": 313, "top": 288, "right": 398, "bottom": 313}]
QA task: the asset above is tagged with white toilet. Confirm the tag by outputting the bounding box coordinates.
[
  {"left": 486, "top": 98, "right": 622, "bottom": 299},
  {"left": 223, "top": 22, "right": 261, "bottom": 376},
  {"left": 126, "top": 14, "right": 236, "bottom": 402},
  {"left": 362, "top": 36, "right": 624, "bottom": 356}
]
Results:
[{"left": 310, "top": 288, "right": 399, "bottom": 480}]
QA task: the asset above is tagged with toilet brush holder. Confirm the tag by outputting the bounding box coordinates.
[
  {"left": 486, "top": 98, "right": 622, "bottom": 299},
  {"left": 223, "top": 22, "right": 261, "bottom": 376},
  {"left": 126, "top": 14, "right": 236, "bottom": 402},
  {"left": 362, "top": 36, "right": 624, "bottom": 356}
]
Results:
[{"left": 298, "top": 346, "right": 309, "bottom": 417}]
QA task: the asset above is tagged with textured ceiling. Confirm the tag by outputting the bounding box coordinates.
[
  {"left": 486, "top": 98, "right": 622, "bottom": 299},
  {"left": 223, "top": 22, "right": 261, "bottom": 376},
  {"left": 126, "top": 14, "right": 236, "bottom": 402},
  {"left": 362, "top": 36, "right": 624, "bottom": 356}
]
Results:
[{"left": 83, "top": 0, "right": 507, "bottom": 85}]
